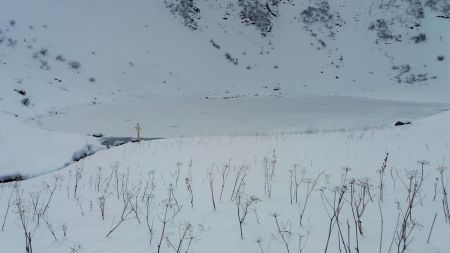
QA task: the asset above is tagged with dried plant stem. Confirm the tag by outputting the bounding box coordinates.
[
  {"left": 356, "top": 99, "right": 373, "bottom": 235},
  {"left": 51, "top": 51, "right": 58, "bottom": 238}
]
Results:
[
  {"left": 1, "top": 185, "right": 15, "bottom": 231},
  {"left": 378, "top": 200, "right": 383, "bottom": 253},
  {"left": 300, "top": 171, "right": 324, "bottom": 227},
  {"left": 272, "top": 213, "right": 290, "bottom": 253},
  {"left": 426, "top": 212, "right": 437, "bottom": 244}
]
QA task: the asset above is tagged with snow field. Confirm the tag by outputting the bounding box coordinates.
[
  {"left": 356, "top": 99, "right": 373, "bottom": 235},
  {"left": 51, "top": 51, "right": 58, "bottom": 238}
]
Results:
[{"left": 1, "top": 110, "right": 449, "bottom": 253}]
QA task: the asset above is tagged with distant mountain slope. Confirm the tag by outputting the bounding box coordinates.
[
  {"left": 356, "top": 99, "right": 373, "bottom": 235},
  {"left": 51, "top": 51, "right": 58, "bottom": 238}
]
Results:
[{"left": 0, "top": 0, "right": 449, "bottom": 119}]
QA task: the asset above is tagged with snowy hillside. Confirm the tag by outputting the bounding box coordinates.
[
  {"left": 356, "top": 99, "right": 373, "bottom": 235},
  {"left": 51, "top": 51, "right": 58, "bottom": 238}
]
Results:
[
  {"left": 0, "top": 0, "right": 449, "bottom": 177},
  {"left": 1, "top": 0, "right": 449, "bottom": 115},
  {"left": 0, "top": 1, "right": 449, "bottom": 252},
  {"left": 1, "top": 110, "right": 450, "bottom": 253}
]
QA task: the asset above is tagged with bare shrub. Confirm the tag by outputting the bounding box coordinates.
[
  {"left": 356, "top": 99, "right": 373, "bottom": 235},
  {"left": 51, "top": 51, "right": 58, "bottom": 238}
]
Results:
[
  {"left": 2, "top": 184, "right": 16, "bottom": 231},
  {"left": 39, "top": 48, "right": 48, "bottom": 56},
  {"left": 299, "top": 171, "right": 324, "bottom": 226},
  {"left": 271, "top": 213, "right": 292, "bottom": 253},
  {"left": 263, "top": 150, "right": 277, "bottom": 198},
  {"left": 236, "top": 194, "right": 260, "bottom": 239},
  {"left": 15, "top": 184, "right": 35, "bottom": 253},
  {"left": 98, "top": 195, "right": 106, "bottom": 220},
  {"left": 378, "top": 153, "right": 389, "bottom": 202},
  {"left": 437, "top": 166, "right": 449, "bottom": 223},
  {"left": 55, "top": 54, "right": 66, "bottom": 62},
  {"left": 157, "top": 186, "right": 183, "bottom": 252},
  {"left": 145, "top": 193, "right": 155, "bottom": 245},
  {"left": 225, "top": 52, "right": 239, "bottom": 65},
  {"left": 322, "top": 185, "right": 347, "bottom": 253},
  {"left": 230, "top": 165, "right": 248, "bottom": 200},
  {"left": 392, "top": 169, "right": 425, "bottom": 253},
  {"left": 185, "top": 162, "right": 194, "bottom": 208},
  {"left": 21, "top": 97, "right": 30, "bottom": 106},
  {"left": 207, "top": 165, "right": 216, "bottom": 210},
  {"left": 166, "top": 223, "right": 194, "bottom": 253},
  {"left": 411, "top": 33, "right": 426, "bottom": 43},
  {"left": 218, "top": 160, "right": 231, "bottom": 201},
  {"left": 350, "top": 178, "right": 372, "bottom": 236},
  {"left": 69, "top": 61, "right": 81, "bottom": 70},
  {"left": 210, "top": 39, "right": 221, "bottom": 49}
]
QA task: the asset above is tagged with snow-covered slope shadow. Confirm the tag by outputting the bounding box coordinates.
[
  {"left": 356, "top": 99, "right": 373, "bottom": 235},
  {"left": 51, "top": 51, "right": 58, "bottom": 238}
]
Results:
[{"left": 0, "top": 113, "right": 106, "bottom": 180}]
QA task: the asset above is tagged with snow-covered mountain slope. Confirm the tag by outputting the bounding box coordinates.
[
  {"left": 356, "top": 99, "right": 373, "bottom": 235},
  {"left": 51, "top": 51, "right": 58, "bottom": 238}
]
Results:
[
  {"left": 1, "top": 0, "right": 449, "bottom": 118},
  {"left": 1, "top": 1, "right": 450, "bottom": 251},
  {"left": 0, "top": 0, "right": 450, "bottom": 178},
  {"left": 0, "top": 0, "right": 449, "bottom": 176}
]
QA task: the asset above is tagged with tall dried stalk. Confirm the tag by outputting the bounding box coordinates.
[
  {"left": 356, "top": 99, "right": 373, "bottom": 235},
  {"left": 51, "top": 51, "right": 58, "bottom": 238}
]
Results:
[
  {"left": 263, "top": 150, "right": 277, "bottom": 198},
  {"left": 299, "top": 171, "right": 324, "bottom": 227}
]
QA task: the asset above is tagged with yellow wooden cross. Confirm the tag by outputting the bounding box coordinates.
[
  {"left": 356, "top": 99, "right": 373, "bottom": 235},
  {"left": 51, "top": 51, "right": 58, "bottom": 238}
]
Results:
[{"left": 135, "top": 123, "right": 142, "bottom": 143}]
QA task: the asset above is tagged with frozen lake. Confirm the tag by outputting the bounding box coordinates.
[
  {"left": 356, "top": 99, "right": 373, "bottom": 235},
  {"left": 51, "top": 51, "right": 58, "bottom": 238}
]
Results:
[{"left": 41, "top": 96, "right": 449, "bottom": 137}]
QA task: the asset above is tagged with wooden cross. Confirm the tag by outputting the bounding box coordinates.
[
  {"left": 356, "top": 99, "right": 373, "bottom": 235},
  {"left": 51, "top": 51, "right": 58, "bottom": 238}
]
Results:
[{"left": 135, "top": 123, "right": 142, "bottom": 143}]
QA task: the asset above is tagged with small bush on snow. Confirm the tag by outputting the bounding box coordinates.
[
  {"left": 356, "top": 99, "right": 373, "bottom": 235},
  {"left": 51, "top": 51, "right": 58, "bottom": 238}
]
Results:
[
  {"left": 225, "top": 52, "right": 239, "bottom": 65},
  {"left": 68, "top": 61, "right": 81, "bottom": 70},
  {"left": 411, "top": 33, "right": 426, "bottom": 43},
  {"left": 39, "top": 48, "right": 49, "bottom": 56},
  {"left": 21, "top": 97, "right": 30, "bottom": 106},
  {"left": 55, "top": 54, "right": 66, "bottom": 62}
]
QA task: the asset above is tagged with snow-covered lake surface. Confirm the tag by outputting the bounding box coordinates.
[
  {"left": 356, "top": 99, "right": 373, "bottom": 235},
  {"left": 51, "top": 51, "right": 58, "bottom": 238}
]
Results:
[
  {"left": 40, "top": 96, "right": 449, "bottom": 138},
  {"left": 1, "top": 95, "right": 447, "bottom": 180}
]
